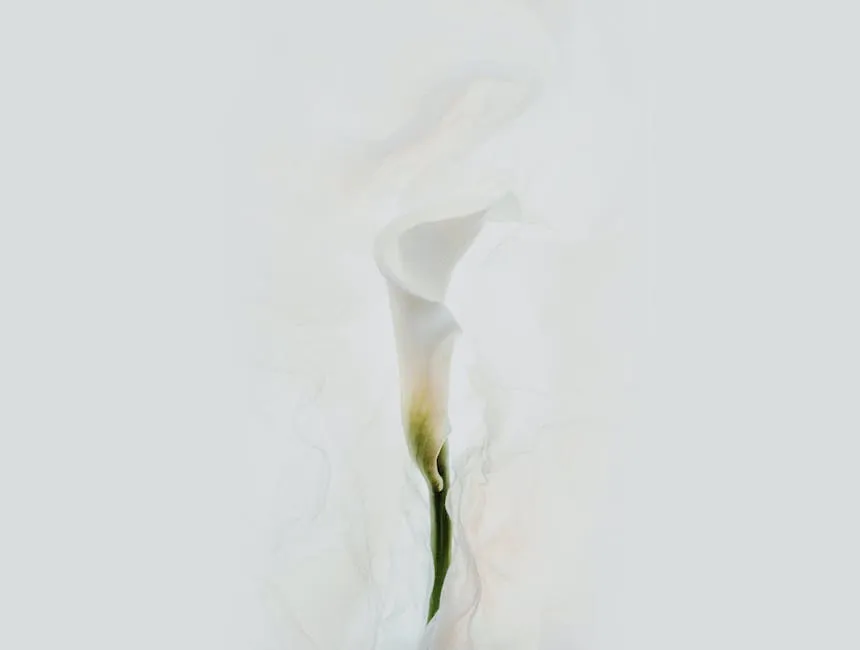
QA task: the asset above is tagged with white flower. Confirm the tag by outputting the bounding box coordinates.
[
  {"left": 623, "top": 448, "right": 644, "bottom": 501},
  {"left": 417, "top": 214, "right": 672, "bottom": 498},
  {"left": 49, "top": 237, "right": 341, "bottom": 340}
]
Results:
[
  {"left": 375, "top": 193, "right": 520, "bottom": 490},
  {"left": 375, "top": 191, "right": 520, "bottom": 622}
]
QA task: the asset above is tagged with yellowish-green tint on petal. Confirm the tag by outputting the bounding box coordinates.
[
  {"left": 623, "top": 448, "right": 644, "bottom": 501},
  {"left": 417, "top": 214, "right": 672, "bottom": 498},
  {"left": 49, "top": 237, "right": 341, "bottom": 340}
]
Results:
[{"left": 407, "top": 396, "right": 445, "bottom": 492}]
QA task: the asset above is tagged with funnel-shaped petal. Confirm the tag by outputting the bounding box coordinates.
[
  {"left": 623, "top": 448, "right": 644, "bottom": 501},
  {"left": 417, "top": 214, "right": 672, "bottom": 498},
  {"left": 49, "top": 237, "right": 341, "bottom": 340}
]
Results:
[{"left": 375, "top": 193, "right": 518, "bottom": 489}]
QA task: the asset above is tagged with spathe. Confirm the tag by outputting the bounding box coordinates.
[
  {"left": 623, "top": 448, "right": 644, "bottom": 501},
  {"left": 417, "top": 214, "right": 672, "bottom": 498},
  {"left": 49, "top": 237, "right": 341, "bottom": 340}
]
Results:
[{"left": 375, "top": 192, "right": 520, "bottom": 489}]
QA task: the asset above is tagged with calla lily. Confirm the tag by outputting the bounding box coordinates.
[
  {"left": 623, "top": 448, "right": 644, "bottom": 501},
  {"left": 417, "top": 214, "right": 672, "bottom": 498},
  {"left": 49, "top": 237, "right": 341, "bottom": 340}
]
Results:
[{"left": 375, "top": 192, "right": 520, "bottom": 621}]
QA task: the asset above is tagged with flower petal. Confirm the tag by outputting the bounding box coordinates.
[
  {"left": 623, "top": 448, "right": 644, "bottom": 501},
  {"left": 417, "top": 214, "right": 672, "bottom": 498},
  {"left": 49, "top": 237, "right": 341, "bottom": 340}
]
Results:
[{"left": 375, "top": 194, "right": 520, "bottom": 487}]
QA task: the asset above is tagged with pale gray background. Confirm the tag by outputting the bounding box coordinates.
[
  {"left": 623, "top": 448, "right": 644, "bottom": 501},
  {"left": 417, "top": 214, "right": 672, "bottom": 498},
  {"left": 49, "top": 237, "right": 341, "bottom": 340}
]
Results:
[{"left": 1, "top": 1, "right": 857, "bottom": 648}]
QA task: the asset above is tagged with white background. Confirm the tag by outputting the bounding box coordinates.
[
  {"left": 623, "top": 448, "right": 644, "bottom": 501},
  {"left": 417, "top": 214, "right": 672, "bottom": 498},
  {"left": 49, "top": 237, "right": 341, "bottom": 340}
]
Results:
[{"left": 1, "top": 1, "right": 858, "bottom": 648}]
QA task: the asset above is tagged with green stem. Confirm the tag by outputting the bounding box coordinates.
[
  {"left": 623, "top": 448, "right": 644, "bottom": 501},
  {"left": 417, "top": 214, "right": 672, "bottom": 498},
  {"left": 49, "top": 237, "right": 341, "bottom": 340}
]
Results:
[{"left": 427, "top": 442, "right": 451, "bottom": 622}]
